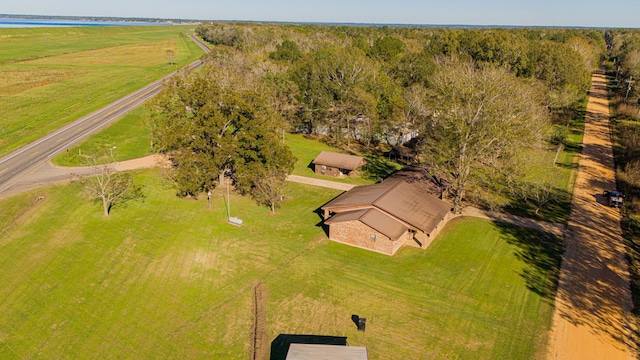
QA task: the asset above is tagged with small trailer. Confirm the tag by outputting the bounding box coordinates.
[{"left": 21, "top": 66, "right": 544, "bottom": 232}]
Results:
[{"left": 603, "top": 190, "right": 625, "bottom": 208}]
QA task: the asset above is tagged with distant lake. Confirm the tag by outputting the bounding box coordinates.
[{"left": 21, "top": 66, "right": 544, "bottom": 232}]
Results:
[{"left": 0, "top": 18, "right": 169, "bottom": 28}]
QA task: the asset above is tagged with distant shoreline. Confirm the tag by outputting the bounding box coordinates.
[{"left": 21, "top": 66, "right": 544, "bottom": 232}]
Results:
[
  {"left": 0, "top": 14, "right": 627, "bottom": 29},
  {"left": 0, "top": 15, "right": 199, "bottom": 28}
]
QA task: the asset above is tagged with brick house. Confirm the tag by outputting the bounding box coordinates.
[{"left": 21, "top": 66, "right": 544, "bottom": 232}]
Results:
[
  {"left": 322, "top": 179, "right": 451, "bottom": 255},
  {"left": 312, "top": 151, "right": 366, "bottom": 177}
]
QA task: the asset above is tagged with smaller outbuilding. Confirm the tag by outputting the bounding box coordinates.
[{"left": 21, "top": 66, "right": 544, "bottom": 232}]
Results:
[
  {"left": 286, "top": 344, "right": 368, "bottom": 360},
  {"left": 312, "top": 151, "right": 366, "bottom": 177}
]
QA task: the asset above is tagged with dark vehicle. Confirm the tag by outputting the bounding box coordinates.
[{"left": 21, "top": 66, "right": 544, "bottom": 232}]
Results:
[{"left": 603, "top": 190, "right": 624, "bottom": 208}]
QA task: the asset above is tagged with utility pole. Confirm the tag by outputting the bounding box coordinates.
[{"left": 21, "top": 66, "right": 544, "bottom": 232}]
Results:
[{"left": 625, "top": 76, "right": 634, "bottom": 101}]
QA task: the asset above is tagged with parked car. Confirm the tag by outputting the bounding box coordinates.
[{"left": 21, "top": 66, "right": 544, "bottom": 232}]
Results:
[{"left": 603, "top": 190, "right": 624, "bottom": 208}]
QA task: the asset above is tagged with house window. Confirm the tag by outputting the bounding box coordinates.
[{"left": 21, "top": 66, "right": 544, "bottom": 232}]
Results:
[
  {"left": 370, "top": 234, "right": 376, "bottom": 241},
  {"left": 321, "top": 165, "right": 326, "bottom": 170}
]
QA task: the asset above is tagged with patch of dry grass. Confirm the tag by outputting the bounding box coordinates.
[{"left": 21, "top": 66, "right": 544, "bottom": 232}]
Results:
[
  {"left": 26, "top": 39, "right": 180, "bottom": 67},
  {"left": 0, "top": 67, "right": 82, "bottom": 96}
]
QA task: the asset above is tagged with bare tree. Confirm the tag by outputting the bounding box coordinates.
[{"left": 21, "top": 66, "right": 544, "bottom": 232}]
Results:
[
  {"left": 511, "top": 170, "right": 560, "bottom": 216},
  {"left": 420, "top": 60, "right": 548, "bottom": 213},
  {"left": 81, "top": 155, "right": 142, "bottom": 217},
  {"left": 250, "top": 168, "right": 288, "bottom": 214}
]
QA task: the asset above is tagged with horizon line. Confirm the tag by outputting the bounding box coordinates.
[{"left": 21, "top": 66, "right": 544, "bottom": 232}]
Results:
[{"left": 0, "top": 13, "right": 636, "bottom": 30}]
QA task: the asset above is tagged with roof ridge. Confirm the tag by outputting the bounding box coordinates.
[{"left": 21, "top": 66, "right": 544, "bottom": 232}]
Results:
[
  {"left": 368, "top": 207, "right": 417, "bottom": 230},
  {"left": 373, "top": 181, "right": 448, "bottom": 232},
  {"left": 372, "top": 179, "right": 406, "bottom": 205}
]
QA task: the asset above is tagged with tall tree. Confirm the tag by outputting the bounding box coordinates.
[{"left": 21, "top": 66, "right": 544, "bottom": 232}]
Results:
[
  {"left": 370, "top": 36, "right": 405, "bottom": 61},
  {"left": 147, "top": 69, "right": 295, "bottom": 198},
  {"left": 420, "top": 60, "right": 548, "bottom": 212},
  {"left": 390, "top": 50, "right": 436, "bottom": 87},
  {"left": 269, "top": 39, "right": 303, "bottom": 62},
  {"left": 565, "top": 36, "right": 600, "bottom": 73},
  {"left": 289, "top": 46, "right": 377, "bottom": 142},
  {"left": 531, "top": 41, "right": 591, "bottom": 109}
]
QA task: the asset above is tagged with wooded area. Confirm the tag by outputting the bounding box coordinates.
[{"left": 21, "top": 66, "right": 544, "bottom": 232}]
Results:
[{"left": 149, "top": 23, "right": 605, "bottom": 211}]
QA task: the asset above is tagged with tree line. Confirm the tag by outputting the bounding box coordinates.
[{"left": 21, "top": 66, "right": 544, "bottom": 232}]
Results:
[{"left": 146, "top": 23, "right": 605, "bottom": 213}]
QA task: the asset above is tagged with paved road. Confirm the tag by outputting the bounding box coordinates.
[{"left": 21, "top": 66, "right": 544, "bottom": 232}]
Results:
[
  {"left": 546, "top": 71, "right": 636, "bottom": 359},
  {"left": 0, "top": 35, "right": 210, "bottom": 200}
]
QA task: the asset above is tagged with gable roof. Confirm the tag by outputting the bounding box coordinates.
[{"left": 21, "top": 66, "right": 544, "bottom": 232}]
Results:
[
  {"left": 325, "top": 208, "right": 409, "bottom": 241},
  {"left": 312, "top": 151, "right": 366, "bottom": 171},
  {"left": 322, "top": 179, "right": 450, "bottom": 235}
]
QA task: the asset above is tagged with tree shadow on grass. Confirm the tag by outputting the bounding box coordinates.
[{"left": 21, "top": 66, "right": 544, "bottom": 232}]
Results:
[
  {"left": 503, "top": 187, "right": 573, "bottom": 224},
  {"left": 617, "top": 173, "right": 640, "bottom": 325},
  {"left": 494, "top": 222, "right": 564, "bottom": 302},
  {"left": 361, "top": 157, "right": 401, "bottom": 182},
  {"left": 621, "top": 216, "right": 640, "bottom": 320}
]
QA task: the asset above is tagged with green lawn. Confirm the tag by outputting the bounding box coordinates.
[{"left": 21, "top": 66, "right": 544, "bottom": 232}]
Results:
[
  {"left": 0, "top": 26, "right": 203, "bottom": 157},
  {"left": 0, "top": 169, "right": 560, "bottom": 359},
  {"left": 285, "top": 133, "right": 379, "bottom": 184},
  {"left": 51, "top": 107, "right": 154, "bottom": 166}
]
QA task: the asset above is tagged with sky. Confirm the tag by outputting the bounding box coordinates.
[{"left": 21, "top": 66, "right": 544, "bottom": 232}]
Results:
[{"left": 2, "top": 0, "right": 639, "bottom": 28}]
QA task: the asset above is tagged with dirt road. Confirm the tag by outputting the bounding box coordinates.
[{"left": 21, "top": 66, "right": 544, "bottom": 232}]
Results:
[{"left": 546, "top": 71, "right": 636, "bottom": 359}]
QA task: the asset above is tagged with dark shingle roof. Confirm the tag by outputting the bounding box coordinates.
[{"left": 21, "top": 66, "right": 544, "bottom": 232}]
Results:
[{"left": 312, "top": 151, "right": 366, "bottom": 171}]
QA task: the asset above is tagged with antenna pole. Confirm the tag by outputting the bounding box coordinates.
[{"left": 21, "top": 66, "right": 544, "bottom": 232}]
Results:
[{"left": 227, "top": 176, "right": 231, "bottom": 219}]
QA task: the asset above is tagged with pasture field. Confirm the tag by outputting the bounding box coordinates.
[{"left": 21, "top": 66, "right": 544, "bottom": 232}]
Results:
[
  {"left": 0, "top": 168, "right": 561, "bottom": 359},
  {"left": 0, "top": 25, "right": 203, "bottom": 156}
]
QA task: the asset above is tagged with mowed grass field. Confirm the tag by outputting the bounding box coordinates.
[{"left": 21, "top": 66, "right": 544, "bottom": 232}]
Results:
[
  {"left": 0, "top": 168, "right": 561, "bottom": 359},
  {"left": 0, "top": 26, "right": 204, "bottom": 156}
]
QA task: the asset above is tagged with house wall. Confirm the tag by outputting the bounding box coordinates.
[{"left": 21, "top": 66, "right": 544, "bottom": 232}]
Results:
[
  {"left": 403, "top": 231, "right": 426, "bottom": 248},
  {"left": 401, "top": 212, "right": 452, "bottom": 250},
  {"left": 428, "top": 212, "right": 452, "bottom": 241},
  {"left": 328, "top": 220, "right": 406, "bottom": 255},
  {"left": 315, "top": 164, "right": 342, "bottom": 177},
  {"left": 412, "top": 212, "right": 453, "bottom": 249}
]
